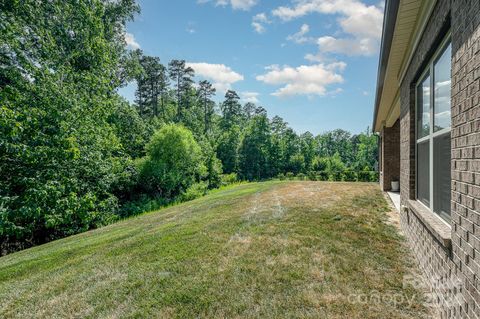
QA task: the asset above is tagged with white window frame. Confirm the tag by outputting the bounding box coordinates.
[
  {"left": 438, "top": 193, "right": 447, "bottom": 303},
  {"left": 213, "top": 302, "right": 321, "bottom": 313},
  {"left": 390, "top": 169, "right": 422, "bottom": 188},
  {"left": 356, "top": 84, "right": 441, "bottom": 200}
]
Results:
[{"left": 415, "top": 32, "right": 451, "bottom": 225}]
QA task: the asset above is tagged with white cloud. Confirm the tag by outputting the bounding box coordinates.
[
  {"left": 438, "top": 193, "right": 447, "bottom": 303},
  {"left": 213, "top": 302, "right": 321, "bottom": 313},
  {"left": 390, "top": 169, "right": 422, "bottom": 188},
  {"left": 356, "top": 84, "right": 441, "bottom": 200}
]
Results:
[
  {"left": 124, "top": 32, "right": 140, "bottom": 49},
  {"left": 199, "top": 0, "right": 258, "bottom": 10},
  {"left": 287, "top": 24, "right": 312, "bottom": 44},
  {"left": 231, "top": 0, "right": 258, "bottom": 10},
  {"left": 272, "top": 0, "right": 383, "bottom": 57},
  {"left": 272, "top": 0, "right": 381, "bottom": 32},
  {"left": 186, "top": 62, "right": 244, "bottom": 93},
  {"left": 304, "top": 53, "right": 325, "bottom": 62},
  {"left": 241, "top": 91, "right": 260, "bottom": 103},
  {"left": 256, "top": 63, "right": 345, "bottom": 97},
  {"left": 316, "top": 36, "right": 378, "bottom": 55},
  {"left": 252, "top": 13, "right": 271, "bottom": 33},
  {"left": 252, "top": 22, "right": 266, "bottom": 33}
]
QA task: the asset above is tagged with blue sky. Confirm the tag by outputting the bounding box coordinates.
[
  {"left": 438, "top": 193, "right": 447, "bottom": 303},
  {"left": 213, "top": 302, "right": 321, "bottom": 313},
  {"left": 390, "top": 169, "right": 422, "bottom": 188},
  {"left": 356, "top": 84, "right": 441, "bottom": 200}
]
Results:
[{"left": 120, "top": 0, "right": 384, "bottom": 135}]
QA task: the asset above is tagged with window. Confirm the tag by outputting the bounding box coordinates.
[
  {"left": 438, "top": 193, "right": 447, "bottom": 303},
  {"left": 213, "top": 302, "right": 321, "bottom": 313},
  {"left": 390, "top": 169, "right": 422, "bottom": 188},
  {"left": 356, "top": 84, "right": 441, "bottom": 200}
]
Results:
[{"left": 416, "top": 36, "right": 452, "bottom": 223}]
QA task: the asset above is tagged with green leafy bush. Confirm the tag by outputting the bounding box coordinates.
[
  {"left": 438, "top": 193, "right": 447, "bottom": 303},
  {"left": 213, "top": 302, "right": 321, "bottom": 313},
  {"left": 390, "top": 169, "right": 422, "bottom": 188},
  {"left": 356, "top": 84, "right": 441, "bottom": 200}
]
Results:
[
  {"left": 369, "top": 171, "right": 380, "bottom": 182},
  {"left": 138, "top": 124, "right": 206, "bottom": 198},
  {"left": 343, "top": 170, "right": 358, "bottom": 182},
  {"left": 316, "top": 171, "right": 329, "bottom": 181},
  {"left": 289, "top": 154, "right": 306, "bottom": 174},
  {"left": 310, "top": 170, "right": 377, "bottom": 182},
  {"left": 220, "top": 173, "right": 239, "bottom": 186},
  {"left": 117, "top": 195, "right": 170, "bottom": 218},
  {"left": 329, "top": 172, "right": 343, "bottom": 181},
  {"left": 286, "top": 172, "right": 295, "bottom": 180},
  {"left": 357, "top": 171, "right": 371, "bottom": 182},
  {"left": 312, "top": 156, "right": 328, "bottom": 171},
  {"left": 180, "top": 182, "right": 209, "bottom": 201},
  {"left": 200, "top": 140, "right": 223, "bottom": 189}
]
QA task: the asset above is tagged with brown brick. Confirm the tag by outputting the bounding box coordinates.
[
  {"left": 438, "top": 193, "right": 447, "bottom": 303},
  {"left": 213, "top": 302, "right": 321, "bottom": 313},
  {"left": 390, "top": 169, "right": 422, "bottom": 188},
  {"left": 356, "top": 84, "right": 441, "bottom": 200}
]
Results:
[{"left": 392, "top": 0, "right": 480, "bottom": 315}]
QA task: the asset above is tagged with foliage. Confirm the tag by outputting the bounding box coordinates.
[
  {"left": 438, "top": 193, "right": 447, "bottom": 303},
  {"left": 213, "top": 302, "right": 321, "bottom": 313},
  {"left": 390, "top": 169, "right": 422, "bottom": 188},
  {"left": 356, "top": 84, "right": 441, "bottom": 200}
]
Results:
[
  {"left": 220, "top": 90, "right": 242, "bottom": 128},
  {"left": 238, "top": 115, "right": 272, "bottom": 180},
  {"left": 180, "top": 182, "right": 209, "bottom": 202},
  {"left": 199, "top": 139, "right": 223, "bottom": 189},
  {"left": 108, "top": 97, "right": 150, "bottom": 159},
  {"left": 135, "top": 50, "right": 169, "bottom": 118},
  {"left": 220, "top": 173, "right": 239, "bottom": 186},
  {"left": 197, "top": 80, "right": 216, "bottom": 134},
  {"left": 0, "top": 0, "right": 139, "bottom": 254},
  {"left": 168, "top": 59, "right": 194, "bottom": 122},
  {"left": 289, "top": 154, "right": 306, "bottom": 174},
  {"left": 137, "top": 124, "right": 205, "bottom": 198},
  {"left": 216, "top": 125, "right": 241, "bottom": 174}
]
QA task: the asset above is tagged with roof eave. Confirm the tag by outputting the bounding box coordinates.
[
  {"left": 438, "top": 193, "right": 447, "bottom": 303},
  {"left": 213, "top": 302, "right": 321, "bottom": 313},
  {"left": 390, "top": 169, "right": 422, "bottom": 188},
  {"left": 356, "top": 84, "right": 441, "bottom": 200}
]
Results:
[{"left": 372, "top": 0, "right": 400, "bottom": 133}]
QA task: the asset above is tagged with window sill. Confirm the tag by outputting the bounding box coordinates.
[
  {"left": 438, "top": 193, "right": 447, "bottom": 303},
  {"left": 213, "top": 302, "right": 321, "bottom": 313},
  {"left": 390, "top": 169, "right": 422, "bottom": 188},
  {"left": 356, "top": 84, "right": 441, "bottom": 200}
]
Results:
[{"left": 407, "top": 200, "right": 452, "bottom": 250}]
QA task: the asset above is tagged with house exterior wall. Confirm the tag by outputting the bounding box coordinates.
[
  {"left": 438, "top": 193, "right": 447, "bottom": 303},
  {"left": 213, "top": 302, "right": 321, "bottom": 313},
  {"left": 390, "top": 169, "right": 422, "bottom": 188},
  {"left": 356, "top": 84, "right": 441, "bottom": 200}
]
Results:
[
  {"left": 398, "top": 0, "right": 480, "bottom": 317},
  {"left": 380, "top": 120, "right": 400, "bottom": 191}
]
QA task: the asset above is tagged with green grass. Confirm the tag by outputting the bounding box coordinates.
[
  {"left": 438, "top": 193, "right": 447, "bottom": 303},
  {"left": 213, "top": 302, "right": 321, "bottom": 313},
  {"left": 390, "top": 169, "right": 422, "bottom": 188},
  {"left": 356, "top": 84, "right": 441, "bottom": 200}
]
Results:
[{"left": 0, "top": 181, "right": 430, "bottom": 318}]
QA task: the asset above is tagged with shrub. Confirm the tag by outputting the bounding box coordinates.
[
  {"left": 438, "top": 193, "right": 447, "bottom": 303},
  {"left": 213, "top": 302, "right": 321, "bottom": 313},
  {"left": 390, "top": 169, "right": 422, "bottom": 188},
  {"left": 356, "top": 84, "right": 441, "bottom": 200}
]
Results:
[
  {"left": 202, "top": 143, "right": 223, "bottom": 189},
  {"left": 325, "top": 153, "right": 346, "bottom": 173},
  {"left": 180, "top": 182, "right": 209, "bottom": 201},
  {"left": 289, "top": 154, "right": 305, "bottom": 174},
  {"left": 312, "top": 156, "right": 328, "bottom": 171},
  {"left": 220, "top": 173, "right": 238, "bottom": 186},
  {"left": 277, "top": 173, "right": 286, "bottom": 180},
  {"left": 118, "top": 195, "right": 169, "bottom": 218},
  {"left": 316, "top": 171, "right": 329, "bottom": 181},
  {"left": 357, "top": 171, "right": 371, "bottom": 182},
  {"left": 138, "top": 124, "right": 205, "bottom": 198},
  {"left": 286, "top": 172, "right": 295, "bottom": 180},
  {"left": 329, "top": 171, "right": 343, "bottom": 181},
  {"left": 307, "top": 171, "right": 317, "bottom": 181},
  {"left": 297, "top": 173, "right": 306, "bottom": 180},
  {"left": 343, "top": 170, "right": 358, "bottom": 182}
]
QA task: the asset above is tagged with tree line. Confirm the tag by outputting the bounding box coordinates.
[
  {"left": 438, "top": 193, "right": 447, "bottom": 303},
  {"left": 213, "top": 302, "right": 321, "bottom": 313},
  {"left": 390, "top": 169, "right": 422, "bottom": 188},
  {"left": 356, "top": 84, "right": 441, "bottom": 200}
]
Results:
[{"left": 0, "top": 0, "right": 378, "bottom": 255}]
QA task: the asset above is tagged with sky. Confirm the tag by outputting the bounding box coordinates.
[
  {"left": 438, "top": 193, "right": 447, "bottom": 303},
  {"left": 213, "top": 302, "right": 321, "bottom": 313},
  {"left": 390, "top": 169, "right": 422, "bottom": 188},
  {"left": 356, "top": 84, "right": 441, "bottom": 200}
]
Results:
[{"left": 119, "top": 0, "right": 385, "bottom": 135}]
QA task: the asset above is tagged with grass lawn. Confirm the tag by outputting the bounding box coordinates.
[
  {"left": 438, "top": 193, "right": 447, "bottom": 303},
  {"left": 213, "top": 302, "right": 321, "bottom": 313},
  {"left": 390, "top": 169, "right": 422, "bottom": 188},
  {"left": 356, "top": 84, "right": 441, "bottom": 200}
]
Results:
[{"left": 0, "top": 181, "right": 430, "bottom": 318}]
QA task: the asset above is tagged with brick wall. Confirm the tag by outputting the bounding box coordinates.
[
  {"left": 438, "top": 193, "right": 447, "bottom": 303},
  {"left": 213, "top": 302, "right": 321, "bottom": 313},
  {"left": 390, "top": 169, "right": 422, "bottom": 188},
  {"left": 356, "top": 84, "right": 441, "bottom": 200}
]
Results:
[
  {"left": 398, "top": 0, "right": 480, "bottom": 317},
  {"left": 450, "top": 0, "right": 480, "bottom": 317},
  {"left": 380, "top": 119, "right": 400, "bottom": 191}
]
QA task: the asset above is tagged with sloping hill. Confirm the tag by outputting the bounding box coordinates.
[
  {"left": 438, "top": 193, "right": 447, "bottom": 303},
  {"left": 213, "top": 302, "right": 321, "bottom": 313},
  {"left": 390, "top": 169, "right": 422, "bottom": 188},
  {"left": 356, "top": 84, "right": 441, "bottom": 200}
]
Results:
[{"left": 0, "top": 181, "right": 430, "bottom": 318}]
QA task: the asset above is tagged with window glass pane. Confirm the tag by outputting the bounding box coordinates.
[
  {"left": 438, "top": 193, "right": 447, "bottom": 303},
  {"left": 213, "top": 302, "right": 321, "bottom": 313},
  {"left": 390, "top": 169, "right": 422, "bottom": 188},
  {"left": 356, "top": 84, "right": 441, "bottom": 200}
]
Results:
[
  {"left": 434, "top": 132, "right": 451, "bottom": 221},
  {"left": 417, "top": 140, "right": 430, "bottom": 206},
  {"left": 417, "top": 75, "right": 430, "bottom": 139},
  {"left": 434, "top": 43, "right": 452, "bottom": 131}
]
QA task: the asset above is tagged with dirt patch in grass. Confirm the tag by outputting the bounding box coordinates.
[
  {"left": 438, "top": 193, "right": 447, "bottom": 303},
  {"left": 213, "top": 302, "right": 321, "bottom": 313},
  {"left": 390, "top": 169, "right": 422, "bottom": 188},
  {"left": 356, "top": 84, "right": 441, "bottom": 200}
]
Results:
[{"left": 0, "top": 181, "right": 432, "bottom": 318}]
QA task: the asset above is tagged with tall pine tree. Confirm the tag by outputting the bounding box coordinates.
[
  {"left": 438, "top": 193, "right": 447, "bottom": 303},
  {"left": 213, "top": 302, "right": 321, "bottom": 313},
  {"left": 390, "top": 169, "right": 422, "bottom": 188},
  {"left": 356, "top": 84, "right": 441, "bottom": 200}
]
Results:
[
  {"left": 197, "top": 80, "right": 216, "bottom": 134},
  {"left": 168, "top": 60, "right": 194, "bottom": 122},
  {"left": 135, "top": 51, "right": 169, "bottom": 118}
]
